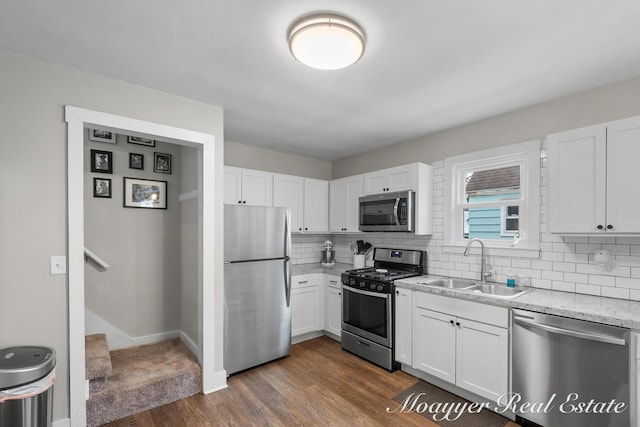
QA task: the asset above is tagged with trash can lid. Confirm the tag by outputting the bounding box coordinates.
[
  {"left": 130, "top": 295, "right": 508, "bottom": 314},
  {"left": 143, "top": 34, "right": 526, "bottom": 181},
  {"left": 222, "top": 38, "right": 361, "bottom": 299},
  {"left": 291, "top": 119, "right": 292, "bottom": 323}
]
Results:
[{"left": 0, "top": 346, "right": 56, "bottom": 390}]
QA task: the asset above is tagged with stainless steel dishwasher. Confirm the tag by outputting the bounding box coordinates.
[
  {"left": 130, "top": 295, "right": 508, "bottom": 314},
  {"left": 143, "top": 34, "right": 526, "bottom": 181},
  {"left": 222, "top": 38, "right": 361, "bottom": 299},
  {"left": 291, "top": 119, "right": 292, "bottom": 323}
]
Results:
[{"left": 512, "top": 308, "right": 630, "bottom": 427}]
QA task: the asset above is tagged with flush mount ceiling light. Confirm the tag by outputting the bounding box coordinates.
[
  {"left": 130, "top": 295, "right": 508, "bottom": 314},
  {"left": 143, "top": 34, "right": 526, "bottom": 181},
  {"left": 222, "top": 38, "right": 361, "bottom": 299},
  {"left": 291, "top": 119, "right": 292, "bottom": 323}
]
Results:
[{"left": 288, "top": 14, "right": 366, "bottom": 70}]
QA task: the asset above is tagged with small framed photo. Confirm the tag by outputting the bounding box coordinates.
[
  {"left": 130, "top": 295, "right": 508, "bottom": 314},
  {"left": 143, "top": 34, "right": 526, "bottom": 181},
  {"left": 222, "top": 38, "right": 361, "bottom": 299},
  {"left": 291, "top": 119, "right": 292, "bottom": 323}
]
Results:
[
  {"left": 93, "top": 178, "right": 112, "bottom": 198},
  {"left": 128, "top": 136, "right": 155, "bottom": 147},
  {"left": 123, "top": 177, "right": 167, "bottom": 209},
  {"left": 90, "top": 149, "right": 113, "bottom": 174},
  {"left": 154, "top": 152, "right": 172, "bottom": 174},
  {"left": 129, "top": 153, "right": 144, "bottom": 170},
  {"left": 88, "top": 129, "right": 116, "bottom": 144}
]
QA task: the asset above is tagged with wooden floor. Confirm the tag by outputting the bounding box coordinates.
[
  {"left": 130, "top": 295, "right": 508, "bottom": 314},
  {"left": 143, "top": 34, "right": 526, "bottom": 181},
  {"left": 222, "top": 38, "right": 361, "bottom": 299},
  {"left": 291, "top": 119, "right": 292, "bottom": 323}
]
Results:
[{"left": 103, "top": 336, "right": 520, "bottom": 426}]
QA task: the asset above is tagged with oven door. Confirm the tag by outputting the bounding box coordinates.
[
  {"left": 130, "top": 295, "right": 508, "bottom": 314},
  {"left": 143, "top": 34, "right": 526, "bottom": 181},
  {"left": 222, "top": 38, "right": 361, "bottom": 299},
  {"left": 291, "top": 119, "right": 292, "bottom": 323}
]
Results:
[{"left": 342, "top": 285, "right": 393, "bottom": 347}]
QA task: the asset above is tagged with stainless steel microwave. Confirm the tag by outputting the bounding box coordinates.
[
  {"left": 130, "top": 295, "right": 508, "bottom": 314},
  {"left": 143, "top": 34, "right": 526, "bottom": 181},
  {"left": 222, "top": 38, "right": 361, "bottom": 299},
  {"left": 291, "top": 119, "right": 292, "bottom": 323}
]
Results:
[{"left": 359, "top": 191, "right": 415, "bottom": 232}]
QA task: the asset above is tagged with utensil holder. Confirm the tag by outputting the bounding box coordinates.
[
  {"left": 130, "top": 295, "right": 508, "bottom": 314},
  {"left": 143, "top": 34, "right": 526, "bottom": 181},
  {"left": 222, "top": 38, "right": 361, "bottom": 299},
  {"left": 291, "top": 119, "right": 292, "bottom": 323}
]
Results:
[{"left": 353, "top": 254, "right": 365, "bottom": 269}]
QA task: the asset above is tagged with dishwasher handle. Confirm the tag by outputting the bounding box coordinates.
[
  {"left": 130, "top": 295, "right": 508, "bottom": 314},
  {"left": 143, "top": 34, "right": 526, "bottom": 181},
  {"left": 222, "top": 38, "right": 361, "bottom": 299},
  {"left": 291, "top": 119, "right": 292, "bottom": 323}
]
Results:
[{"left": 513, "top": 315, "right": 627, "bottom": 346}]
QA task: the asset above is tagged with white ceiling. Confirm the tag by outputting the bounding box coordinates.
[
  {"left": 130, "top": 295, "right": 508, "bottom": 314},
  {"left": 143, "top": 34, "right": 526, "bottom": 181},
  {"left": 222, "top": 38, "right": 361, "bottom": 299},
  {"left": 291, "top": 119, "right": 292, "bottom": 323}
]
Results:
[{"left": 2, "top": 1, "right": 640, "bottom": 161}]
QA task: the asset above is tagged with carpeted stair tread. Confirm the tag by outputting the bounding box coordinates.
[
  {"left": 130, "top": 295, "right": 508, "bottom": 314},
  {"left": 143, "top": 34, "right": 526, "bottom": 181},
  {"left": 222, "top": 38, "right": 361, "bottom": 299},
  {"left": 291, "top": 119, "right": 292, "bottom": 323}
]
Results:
[
  {"left": 85, "top": 334, "right": 112, "bottom": 380},
  {"left": 86, "top": 338, "right": 201, "bottom": 427}
]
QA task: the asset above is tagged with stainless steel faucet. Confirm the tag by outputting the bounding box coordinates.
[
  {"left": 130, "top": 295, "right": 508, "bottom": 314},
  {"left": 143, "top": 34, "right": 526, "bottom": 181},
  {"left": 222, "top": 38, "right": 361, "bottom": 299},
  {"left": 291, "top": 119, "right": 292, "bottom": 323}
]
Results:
[{"left": 464, "top": 238, "right": 491, "bottom": 283}]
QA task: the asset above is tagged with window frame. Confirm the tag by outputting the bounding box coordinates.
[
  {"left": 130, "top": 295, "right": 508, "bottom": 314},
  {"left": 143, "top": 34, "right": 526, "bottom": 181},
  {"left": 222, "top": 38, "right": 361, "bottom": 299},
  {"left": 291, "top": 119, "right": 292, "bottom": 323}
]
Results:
[{"left": 443, "top": 139, "right": 541, "bottom": 257}]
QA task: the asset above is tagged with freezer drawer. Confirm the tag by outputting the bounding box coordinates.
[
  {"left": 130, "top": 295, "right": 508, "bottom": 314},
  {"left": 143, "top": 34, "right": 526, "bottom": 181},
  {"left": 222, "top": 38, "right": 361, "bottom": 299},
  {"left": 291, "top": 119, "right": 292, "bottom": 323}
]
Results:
[{"left": 224, "top": 259, "right": 291, "bottom": 375}]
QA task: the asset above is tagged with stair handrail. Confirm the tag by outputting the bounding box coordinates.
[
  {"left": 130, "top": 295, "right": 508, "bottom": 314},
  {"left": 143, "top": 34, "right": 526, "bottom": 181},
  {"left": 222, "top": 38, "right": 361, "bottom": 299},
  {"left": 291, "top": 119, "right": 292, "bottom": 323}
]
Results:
[{"left": 84, "top": 247, "right": 110, "bottom": 270}]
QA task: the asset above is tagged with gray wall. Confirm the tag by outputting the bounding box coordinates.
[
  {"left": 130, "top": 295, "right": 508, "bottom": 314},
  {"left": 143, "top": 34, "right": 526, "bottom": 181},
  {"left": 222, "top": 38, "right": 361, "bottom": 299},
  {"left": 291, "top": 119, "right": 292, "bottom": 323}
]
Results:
[
  {"left": 180, "top": 146, "right": 199, "bottom": 342},
  {"left": 225, "top": 139, "right": 332, "bottom": 180},
  {"left": 0, "top": 49, "right": 224, "bottom": 421},
  {"left": 333, "top": 76, "right": 640, "bottom": 177},
  {"left": 84, "top": 133, "right": 185, "bottom": 340}
]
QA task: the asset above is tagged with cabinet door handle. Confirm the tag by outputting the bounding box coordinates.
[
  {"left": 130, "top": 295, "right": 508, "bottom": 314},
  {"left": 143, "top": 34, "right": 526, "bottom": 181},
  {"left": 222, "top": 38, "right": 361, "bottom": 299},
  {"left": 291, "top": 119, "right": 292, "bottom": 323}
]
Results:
[
  {"left": 607, "top": 224, "right": 614, "bottom": 230},
  {"left": 396, "top": 290, "right": 399, "bottom": 295},
  {"left": 297, "top": 280, "right": 309, "bottom": 284},
  {"left": 338, "top": 292, "right": 341, "bottom": 296},
  {"left": 456, "top": 321, "right": 461, "bottom": 327},
  {"left": 597, "top": 224, "right": 604, "bottom": 230},
  {"left": 450, "top": 320, "right": 454, "bottom": 326}
]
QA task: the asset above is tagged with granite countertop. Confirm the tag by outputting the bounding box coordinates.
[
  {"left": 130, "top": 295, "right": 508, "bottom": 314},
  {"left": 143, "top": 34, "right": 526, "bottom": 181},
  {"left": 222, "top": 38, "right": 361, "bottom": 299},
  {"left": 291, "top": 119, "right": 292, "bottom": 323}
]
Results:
[
  {"left": 291, "top": 262, "right": 353, "bottom": 277},
  {"left": 397, "top": 275, "right": 640, "bottom": 330}
]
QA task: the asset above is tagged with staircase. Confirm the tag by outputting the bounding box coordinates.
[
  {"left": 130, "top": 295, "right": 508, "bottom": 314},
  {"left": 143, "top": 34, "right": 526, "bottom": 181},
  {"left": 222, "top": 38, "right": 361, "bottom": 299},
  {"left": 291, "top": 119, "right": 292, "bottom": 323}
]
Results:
[{"left": 85, "top": 334, "right": 201, "bottom": 426}]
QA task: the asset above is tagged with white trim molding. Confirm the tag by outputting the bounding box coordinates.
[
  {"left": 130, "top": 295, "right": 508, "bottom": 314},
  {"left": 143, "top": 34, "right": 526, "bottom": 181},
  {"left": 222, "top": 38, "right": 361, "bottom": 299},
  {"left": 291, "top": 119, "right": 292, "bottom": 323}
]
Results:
[{"left": 65, "top": 106, "right": 223, "bottom": 426}]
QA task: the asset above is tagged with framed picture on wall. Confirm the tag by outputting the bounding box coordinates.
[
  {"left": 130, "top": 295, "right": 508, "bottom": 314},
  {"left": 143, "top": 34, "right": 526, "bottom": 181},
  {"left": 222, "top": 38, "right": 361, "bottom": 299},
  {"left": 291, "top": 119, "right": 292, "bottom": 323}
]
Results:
[
  {"left": 123, "top": 177, "right": 167, "bottom": 209},
  {"left": 129, "top": 153, "right": 144, "bottom": 170},
  {"left": 128, "top": 135, "right": 155, "bottom": 147},
  {"left": 88, "top": 129, "right": 116, "bottom": 144},
  {"left": 93, "top": 178, "right": 112, "bottom": 198},
  {"left": 153, "top": 152, "right": 172, "bottom": 174},
  {"left": 90, "top": 149, "right": 113, "bottom": 174}
]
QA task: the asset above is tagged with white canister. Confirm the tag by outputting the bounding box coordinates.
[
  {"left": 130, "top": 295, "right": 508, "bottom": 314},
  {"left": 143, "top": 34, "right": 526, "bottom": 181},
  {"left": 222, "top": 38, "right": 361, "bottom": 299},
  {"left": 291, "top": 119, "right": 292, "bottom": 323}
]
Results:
[{"left": 353, "top": 254, "right": 365, "bottom": 269}]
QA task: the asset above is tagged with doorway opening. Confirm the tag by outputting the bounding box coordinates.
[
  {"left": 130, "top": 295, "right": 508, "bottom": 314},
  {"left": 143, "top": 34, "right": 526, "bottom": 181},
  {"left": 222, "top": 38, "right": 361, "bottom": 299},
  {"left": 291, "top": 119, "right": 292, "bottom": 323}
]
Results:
[{"left": 66, "top": 107, "right": 225, "bottom": 426}]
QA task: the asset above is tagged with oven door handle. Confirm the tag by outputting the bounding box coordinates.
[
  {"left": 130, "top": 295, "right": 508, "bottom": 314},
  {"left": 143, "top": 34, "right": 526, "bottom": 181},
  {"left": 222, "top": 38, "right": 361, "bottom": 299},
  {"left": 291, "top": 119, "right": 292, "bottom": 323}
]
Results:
[{"left": 343, "top": 285, "right": 389, "bottom": 299}]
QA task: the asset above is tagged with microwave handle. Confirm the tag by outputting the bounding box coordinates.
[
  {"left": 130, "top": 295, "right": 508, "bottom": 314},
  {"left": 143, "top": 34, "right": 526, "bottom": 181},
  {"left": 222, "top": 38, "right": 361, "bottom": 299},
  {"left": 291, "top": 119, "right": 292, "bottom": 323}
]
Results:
[{"left": 393, "top": 198, "right": 400, "bottom": 226}]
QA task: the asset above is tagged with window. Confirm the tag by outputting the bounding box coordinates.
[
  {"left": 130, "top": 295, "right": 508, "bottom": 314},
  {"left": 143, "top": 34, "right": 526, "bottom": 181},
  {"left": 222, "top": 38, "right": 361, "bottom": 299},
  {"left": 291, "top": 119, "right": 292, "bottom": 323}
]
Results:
[{"left": 444, "top": 140, "right": 541, "bottom": 255}]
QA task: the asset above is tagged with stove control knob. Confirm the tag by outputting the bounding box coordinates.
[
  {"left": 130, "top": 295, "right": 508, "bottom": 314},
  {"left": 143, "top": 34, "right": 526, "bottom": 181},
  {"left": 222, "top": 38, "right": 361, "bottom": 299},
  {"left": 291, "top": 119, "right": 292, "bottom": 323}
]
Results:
[
  {"left": 370, "top": 284, "right": 376, "bottom": 290},
  {"left": 377, "top": 285, "right": 383, "bottom": 291}
]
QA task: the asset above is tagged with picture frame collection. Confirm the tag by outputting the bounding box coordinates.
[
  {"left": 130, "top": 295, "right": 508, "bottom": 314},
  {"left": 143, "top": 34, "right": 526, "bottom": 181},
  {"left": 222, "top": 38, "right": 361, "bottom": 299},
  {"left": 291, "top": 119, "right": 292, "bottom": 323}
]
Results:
[{"left": 88, "top": 129, "right": 170, "bottom": 209}]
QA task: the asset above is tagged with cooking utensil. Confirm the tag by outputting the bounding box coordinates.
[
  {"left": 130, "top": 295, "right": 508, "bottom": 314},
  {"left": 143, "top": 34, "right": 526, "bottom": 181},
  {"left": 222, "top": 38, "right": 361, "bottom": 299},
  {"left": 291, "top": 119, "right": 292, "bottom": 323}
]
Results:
[
  {"left": 362, "top": 242, "right": 372, "bottom": 254},
  {"left": 356, "top": 240, "right": 365, "bottom": 254}
]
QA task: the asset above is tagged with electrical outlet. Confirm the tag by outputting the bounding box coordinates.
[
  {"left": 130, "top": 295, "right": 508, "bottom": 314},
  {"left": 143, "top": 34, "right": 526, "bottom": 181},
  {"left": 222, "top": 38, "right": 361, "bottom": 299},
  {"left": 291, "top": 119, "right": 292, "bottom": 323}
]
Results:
[{"left": 50, "top": 256, "right": 66, "bottom": 275}]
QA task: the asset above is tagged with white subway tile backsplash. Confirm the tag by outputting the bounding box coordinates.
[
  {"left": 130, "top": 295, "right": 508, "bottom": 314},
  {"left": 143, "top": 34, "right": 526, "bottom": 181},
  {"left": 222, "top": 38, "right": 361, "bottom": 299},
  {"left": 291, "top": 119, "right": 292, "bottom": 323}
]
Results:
[
  {"left": 542, "top": 270, "right": 563, "bottom": 281},
  {"left": 575, "top": 283, "right": 601, "bottom": 296},
  {"left": 290, "top": 159, "right": 640, "bottom": 301},
  {"left": 587, "top": 275, "right": 616, "bottom": 287},
  {"left": 601, "top": 287, "right": 630, "bottom": 299},
  {"left": 552, "top": 262, "right": 576, "bottom": 273},
  {"left": 564, "top": 272, "right": 589, "bottom": 284},
  {"left": 616, "top": 277, "right": 640, "bottom": 290},
  {"left": 552, "top": 281, "right": 575, "bottom": 292}
]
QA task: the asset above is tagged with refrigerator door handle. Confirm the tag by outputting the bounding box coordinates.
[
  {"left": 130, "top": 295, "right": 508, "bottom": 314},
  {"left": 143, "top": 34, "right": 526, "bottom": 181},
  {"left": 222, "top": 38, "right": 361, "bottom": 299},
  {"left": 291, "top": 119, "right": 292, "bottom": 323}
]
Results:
[
  {"left": 284, "top": 208, "right": 291, "bottom": 307},
  {"left": 284, "top": 260, "right": 291, "bottom": 307}
]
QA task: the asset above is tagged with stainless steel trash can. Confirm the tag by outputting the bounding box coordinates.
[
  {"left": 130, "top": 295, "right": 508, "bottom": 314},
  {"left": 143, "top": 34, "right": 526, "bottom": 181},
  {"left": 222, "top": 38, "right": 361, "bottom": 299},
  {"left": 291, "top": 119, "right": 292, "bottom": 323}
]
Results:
[{"left": 0, "top": 346, "right": 56, "bottom": 427}]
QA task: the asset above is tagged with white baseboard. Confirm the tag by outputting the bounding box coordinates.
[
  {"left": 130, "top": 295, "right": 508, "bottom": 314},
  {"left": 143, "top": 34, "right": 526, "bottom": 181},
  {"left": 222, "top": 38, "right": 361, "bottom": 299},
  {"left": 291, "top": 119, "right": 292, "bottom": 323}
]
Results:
[
  {"left": 179, "top": 330, "right": 198, "bottom": 357},
  {"left": 130, "top": 330, "right": 180, "bottom": 347},
  {"left": 53, "top": 418, "right": 70, "bottom": 427},
  {"left": 203, "top": 369, "right": 228, "bottom": 394}
]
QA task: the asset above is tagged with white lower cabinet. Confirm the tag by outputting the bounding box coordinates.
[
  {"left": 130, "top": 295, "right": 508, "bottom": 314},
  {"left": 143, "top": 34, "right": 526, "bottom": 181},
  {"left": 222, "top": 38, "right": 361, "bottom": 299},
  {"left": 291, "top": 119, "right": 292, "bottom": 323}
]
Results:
[
  {"left": 409, "top": 291, "right": 509, "bottom": 402},
  {"left": 291, "top": 274, "right": 324, "bottom": 337},
  {"left": 324, "top": 277, "right": 342, "bottom": 340}
]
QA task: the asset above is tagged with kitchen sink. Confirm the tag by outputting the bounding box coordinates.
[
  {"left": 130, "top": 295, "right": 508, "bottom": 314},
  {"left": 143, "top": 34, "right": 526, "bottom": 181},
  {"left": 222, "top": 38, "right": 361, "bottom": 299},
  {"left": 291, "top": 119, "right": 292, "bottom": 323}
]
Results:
[
  {"left": 417, "top": 278, "right": 476, "bottom": 289},
  {"left": 466, "top": 284, "right": 530, "bottom": 298},
  {"left": 416, "top": 277, "right": 531, "bottom": 299}
]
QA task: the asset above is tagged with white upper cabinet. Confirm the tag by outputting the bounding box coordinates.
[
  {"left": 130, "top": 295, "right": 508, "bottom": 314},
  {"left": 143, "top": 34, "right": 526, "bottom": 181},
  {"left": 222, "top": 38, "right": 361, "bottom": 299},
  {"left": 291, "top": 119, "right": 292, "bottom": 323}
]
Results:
[
  {"left": 548, "top": 115, "right": 640, "bottom": 234},
  {"left": 273, "top": 174, "right": 304, "bottom": 231},
  {"left": 273, "top": 174, "right": 329, "bottom": 233},
  {"left": 363, "top": 164, "right": 416, "bottom": 195},
  {"left": 303, "top": 178, "right": 329, "bottom": 233},
  {"left": 329, "top": 175, "right": 363, "bottom": 232},
  {"left": 224, "top": 166, "right": 273, "bottom": 206}
]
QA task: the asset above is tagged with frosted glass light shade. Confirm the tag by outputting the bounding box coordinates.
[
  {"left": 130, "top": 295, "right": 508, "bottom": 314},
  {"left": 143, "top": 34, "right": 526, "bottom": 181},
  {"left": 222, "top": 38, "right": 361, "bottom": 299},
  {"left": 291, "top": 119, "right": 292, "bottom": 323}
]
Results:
[{"left": 288, "top": 14, "right": 365, "bottom": 70}]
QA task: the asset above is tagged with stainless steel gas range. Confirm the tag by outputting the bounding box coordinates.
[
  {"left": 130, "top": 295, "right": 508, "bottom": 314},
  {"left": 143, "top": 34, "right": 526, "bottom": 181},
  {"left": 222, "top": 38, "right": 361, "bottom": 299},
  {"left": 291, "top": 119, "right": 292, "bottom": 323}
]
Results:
[{"left": 341, "top": 248, "right": 425, "bottom": 371}]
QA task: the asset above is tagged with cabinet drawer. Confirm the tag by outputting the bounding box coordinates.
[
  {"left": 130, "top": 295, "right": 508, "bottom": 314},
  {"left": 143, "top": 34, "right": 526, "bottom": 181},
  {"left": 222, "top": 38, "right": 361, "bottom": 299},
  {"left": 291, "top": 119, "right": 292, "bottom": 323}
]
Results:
[
  {"left": 292, "top": 273, "right": 323, "bottom": 288},
  {"left": 414, "top": 292, "right": 508, "bottom": 328},
  {"left": 326, "top": 276, "right": 341, "bottom": 289}
]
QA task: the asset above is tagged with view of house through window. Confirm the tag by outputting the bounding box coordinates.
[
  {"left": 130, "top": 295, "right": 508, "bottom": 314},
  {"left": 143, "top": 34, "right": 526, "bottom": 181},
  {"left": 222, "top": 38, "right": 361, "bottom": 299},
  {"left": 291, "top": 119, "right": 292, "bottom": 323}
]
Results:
[
  {"left": 462, "top": 165, "right": 520, "bottom": 240},
  {"left": 444, "top": 139, "right": 540, "bottom": 252}
]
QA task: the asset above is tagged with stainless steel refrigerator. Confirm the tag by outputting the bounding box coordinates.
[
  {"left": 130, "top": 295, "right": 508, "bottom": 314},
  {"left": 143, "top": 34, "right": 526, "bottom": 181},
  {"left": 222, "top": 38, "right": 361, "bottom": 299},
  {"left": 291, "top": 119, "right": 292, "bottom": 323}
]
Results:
[{"left": 223, "top": 205, "right": 292, "bottom": 375}]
